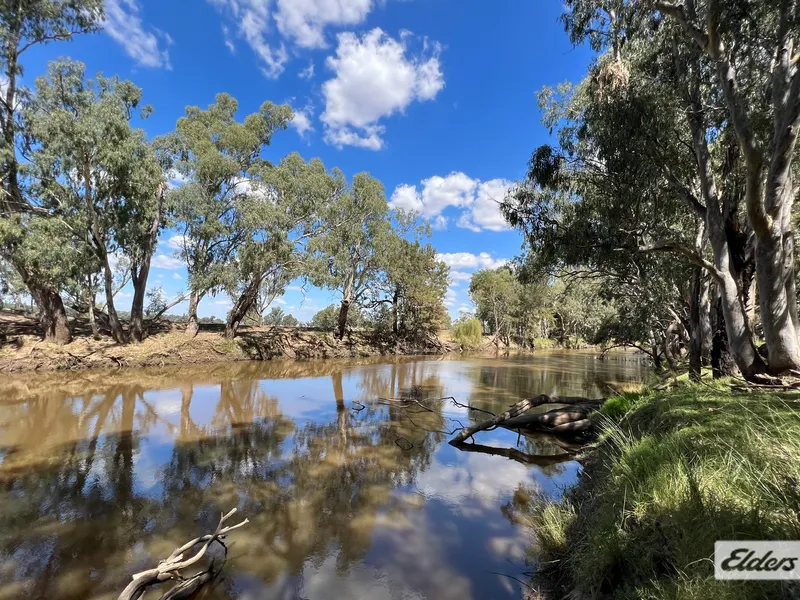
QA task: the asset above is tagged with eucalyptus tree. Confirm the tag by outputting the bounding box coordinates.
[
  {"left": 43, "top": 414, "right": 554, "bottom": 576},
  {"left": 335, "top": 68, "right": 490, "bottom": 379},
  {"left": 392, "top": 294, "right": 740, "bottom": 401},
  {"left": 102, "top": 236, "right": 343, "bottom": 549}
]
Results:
[
  {"left": 310, "top": 304, "right": 366, "bottom": 331},
  {"left": 373, "top": 233, "right": 449, "bottom": 339},
  {"left": 223, "top": 153, "right": 344, "bottom": 339},
  {"left": 504, "top": 1, "right": 784, "bottom": 377},
  {"left": 307, "top": 172, "right": 391, "bottom": 339},
  {"left": 28, "top": 60, "right": 164, "bottom": 343},
  {"left": 544, "top": 0, "right": 800, "bottom": 375},
  {"left": 161, "top": 94, "right": 292, "bottom": 337},
  {"left": 469, "top": 267, "right": 520, "bottom": 343},
  {"left": 650, "top": 0, "right": 800, "bottom": 372},
  {"left": 0, "top": 0, "right": 104, "bottom": 343}
]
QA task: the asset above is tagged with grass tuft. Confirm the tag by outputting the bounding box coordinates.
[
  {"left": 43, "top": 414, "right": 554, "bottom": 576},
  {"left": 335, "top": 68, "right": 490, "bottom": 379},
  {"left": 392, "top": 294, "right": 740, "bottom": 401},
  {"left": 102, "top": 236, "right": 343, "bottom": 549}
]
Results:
[{"left": 527, "top": 382, "right": 800, "bottom": 599}]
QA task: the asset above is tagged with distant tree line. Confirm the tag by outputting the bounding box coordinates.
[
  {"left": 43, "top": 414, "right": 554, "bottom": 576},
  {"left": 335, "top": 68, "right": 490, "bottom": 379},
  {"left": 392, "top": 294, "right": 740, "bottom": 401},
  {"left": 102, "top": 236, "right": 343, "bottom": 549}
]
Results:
[
  {"left": 0, "top": 2, "right": 450, "bottom": 345},
  {"left": 461, "top": 266, "right": 614, "bottom": 350}
]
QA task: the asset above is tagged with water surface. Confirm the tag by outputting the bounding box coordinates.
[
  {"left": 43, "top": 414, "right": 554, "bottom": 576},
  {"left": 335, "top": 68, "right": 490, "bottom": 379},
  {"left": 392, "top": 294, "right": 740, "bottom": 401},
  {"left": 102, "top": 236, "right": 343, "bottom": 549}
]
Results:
[{"left": 0, "top": 351, "right": 647, "bottom": 600}]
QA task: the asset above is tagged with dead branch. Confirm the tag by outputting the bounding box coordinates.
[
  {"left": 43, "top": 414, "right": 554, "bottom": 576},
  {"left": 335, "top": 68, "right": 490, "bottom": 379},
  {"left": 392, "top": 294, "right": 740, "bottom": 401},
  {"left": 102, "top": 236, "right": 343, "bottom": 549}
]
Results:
[
  {"left": 449, "top": 394, "right": 605, "bottom": 444},
  {"left": 117, "top": 508, "right": 249, "bottom": 600}
]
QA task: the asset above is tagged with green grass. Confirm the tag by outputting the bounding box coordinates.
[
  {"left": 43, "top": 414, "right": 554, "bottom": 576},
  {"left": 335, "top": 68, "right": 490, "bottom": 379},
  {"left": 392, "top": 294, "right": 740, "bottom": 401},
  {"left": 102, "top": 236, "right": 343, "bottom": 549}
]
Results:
[{"left": 529, "top": 381, "right": 800, "bottom": 599}]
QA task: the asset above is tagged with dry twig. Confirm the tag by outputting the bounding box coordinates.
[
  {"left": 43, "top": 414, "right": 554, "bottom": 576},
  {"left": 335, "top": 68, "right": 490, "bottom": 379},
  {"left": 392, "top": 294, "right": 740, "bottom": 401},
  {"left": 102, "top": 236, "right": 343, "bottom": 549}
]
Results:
[{"left": 117, "top": 508, "right": 249, "bottom": 600}]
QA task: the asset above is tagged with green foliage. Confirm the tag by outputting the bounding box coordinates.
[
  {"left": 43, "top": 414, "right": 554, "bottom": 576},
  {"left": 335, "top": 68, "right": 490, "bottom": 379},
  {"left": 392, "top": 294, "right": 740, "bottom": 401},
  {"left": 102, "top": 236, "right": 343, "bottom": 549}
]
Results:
[
  {"left": 0, "top": 258, "right": 27, "bottom": 308},
  {"left": 529, "top": 384, "right": 800, "bottom": 599},
  {"left": 306, "top": 172, "right": 390, "bottom": 326},
  {"left": 310, "top": 304, "right": 365, "bottom": 331},
  {"left": 261, "top": 306, "right": 298, "bottom": 327},
  {"left": 29, "top": 59, "right": 163, "bottom": 273},
  {"left": 159, "top": 93, "right": 292, "bottom": 308},
  {"left": 469, "top": 267, "right": 519, "bottom": 339},
  {"left": 451, "top": 317, "right": 482, "bottom": 348},
  {"left": 372, "top": 233, "right": 450, "bottom": 341},
  {"left": 281, "top": 314, "right": 299, "bottom": 328},
  {"left": 145, "top": 287, "right": 167, "bottom": 317}
]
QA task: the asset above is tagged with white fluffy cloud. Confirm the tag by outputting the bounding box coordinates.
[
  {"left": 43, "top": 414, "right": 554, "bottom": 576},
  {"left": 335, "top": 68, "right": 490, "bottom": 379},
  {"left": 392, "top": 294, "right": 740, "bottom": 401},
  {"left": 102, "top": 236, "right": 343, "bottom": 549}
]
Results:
[
  {"left": 209, "top": 0, "right": 384, "bottom": 79},
  {"left": 321, "top": 28, "right": 444, "bottom": 150},
  {"left": 151, "top": 254, "right": 185, "bottom": 270},
  {"left": 390, "top": 173, "right": 512, "bottom": 232},
  {"left": 103, "top": 0, "right": 172, "bottom": 69},
  {"left": 436, "top": 252, "right": 508, "bottom": 271},
  {"left": 166, "top": 234, "right": 188, "bottom": 250},
  {"left": 290, "top": 106, "right": 314, "bottom": 137},
  {"left": 450, "top": 271, "right": 472, "bottom": 282},
  {"left": 209, "top": 0, "right": 288, "bottom": 78},
  {"left": 274, "top": 0, "right": 374, "bottom": 48}
]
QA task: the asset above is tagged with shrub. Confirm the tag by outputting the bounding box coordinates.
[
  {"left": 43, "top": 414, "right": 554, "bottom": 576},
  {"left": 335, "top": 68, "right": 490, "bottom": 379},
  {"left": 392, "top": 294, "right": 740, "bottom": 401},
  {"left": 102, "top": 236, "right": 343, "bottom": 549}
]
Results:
[{"left": 452, "top": 317, "right": 482, "bottom": 348}]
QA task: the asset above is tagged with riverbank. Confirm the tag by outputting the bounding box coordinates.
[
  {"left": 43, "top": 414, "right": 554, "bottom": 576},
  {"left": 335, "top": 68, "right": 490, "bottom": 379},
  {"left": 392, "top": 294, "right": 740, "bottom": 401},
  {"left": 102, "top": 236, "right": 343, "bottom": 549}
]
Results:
[
  {"left": 524, "top": 381, "right": 800, "bottom": 600},
  {"left": 0, "top": 312, "right": 455, "bottom": 373}
]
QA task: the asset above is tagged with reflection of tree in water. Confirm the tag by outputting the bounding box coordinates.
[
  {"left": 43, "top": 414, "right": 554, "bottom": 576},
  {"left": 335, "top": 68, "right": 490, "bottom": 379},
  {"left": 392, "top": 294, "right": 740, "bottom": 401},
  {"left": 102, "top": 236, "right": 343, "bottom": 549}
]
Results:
[
  {"left": 0, "top": 387, "right": 158, "bottom": 598},
  {"left": 356, "top": 359, "right": 447, "bottom": 401},
  {"left": 0, "top": 369, "right": 448, "bottom": 599},
  {"left": 466, "top": 355, "right": 644, "bottom": 419}
]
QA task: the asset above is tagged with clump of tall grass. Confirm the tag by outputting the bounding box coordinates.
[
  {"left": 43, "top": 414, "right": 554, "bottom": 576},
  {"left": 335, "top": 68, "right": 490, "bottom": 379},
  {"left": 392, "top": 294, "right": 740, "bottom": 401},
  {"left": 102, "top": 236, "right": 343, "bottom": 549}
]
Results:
[{"left": 528, "top": 383, "right": 800, "bottom": 600}]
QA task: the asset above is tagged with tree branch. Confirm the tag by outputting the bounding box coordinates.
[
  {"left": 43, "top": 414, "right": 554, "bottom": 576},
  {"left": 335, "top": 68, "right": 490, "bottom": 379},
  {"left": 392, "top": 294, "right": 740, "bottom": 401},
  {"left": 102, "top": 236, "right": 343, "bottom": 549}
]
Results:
[{"left": 638, "top": 240, "right": 722, "bottom": 281}]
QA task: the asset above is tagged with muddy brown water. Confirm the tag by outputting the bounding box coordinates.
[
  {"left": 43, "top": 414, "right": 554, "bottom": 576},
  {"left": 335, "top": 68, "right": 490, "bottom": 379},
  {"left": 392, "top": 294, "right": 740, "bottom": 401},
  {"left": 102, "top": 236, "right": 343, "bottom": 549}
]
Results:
[{"left": 0, "top": 351, "right": 648, "bottom": 600}]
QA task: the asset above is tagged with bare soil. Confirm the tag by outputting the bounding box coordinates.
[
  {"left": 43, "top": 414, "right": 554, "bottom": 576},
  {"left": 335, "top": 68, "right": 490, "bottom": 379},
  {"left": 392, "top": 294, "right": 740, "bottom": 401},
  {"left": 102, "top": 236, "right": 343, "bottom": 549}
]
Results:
[{"left": 0, "top": 310, "right": 452, "bottom": 373}]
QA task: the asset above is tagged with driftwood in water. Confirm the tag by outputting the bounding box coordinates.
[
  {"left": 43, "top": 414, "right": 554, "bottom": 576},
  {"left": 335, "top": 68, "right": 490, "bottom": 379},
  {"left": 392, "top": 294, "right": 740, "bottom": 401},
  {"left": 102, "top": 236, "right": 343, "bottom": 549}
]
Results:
[
  {"left": 117, "top": 508, "right": 248, "bottom": 600},
  {"left": 449, "top": 394, "right": 605, "bottom": 444}
]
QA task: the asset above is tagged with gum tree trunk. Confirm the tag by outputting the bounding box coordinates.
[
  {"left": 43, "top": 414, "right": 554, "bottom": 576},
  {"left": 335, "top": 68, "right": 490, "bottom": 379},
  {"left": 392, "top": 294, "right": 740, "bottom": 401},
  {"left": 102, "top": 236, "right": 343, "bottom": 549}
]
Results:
[
  {"left": 101, "top": 252, "right": 126, "bottom": 344},
  {"left": 754, "top": 198, "right": 800, "bottom": 372},
  {"left": 226, "top": 274, "right": 262, "bottom": 339},
  {"left": 12, "top": 259, "right": 72, "bottom": 344},
  {"left": 185, "top": 290, "right": 203, "bottom": 338},
  {"left": 129, "top": 263, "right": 150, "bottom": 342},
  {"left": 129, "top": 184, "right": 164, "bottom": 342},
  {"left": 657, "top": 0, "right": 800, "bottom": 373},
  {"left": 336, "top": 271, "right": 355, "bottom": 339},
  {"left": 336, "top": 299, "right": 350, "bottom": 339},
  {"left": 688, "top": 267, "right": 711, "bottom": 380},
  {"left": 86, "top": 281, "right": 100, "bottom": 340},
  {"left": 31, "top": 283, "right": 71, "bottom": 345}
]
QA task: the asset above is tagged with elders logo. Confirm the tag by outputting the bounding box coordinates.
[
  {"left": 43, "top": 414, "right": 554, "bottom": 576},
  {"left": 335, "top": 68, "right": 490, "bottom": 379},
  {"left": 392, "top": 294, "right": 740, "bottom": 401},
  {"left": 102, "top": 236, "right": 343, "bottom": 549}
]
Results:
[{"left": 715, "top": 541, "right": 800, "bottom": 580}]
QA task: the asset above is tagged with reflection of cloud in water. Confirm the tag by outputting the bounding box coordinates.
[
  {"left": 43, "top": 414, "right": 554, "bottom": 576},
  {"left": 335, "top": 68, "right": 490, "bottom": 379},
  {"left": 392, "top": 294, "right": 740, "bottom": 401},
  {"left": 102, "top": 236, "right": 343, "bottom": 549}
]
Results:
[
  {"left": 416, "top": 451, "right": 538, "bottom": 512},
  {"left": 369, "top": 510, "right": 474, "bottom": 600},
  {"left": 299, "top": 551, "right": 427, "bottom": 600},
  {"left": 145, "top": 390, "right": 182, "bottom": 415}
]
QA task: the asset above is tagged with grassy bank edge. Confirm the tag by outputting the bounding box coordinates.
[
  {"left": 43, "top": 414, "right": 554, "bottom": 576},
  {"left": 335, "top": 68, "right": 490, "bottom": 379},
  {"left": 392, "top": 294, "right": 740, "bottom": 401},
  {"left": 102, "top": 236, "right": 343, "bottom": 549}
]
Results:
[{"left": 526, "top": 381, "right": 800, "bottom": 600}]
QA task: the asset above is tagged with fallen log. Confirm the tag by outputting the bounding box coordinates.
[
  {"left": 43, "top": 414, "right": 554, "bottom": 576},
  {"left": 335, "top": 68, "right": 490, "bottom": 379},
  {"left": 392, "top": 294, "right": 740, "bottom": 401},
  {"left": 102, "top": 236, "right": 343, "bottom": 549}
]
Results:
[
  {"left": 501, "top": 405, "right": 595, "bottom": 430},
  {"left": 449, "top": 394, "right": 605, "bottom": 444}
]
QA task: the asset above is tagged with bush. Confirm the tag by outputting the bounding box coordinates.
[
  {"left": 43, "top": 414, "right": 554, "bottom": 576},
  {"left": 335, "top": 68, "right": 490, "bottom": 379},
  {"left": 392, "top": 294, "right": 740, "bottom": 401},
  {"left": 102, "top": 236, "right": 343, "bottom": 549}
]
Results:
[{"left": 452, "top": 317, "right": 482, "bottom": 348}]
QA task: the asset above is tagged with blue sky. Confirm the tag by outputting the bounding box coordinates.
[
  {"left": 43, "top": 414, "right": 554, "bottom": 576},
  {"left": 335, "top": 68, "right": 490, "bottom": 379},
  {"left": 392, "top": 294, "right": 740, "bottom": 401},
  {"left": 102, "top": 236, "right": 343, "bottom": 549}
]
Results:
[{"left": 23, "top": 0, "right": 594, "bottom": 322}]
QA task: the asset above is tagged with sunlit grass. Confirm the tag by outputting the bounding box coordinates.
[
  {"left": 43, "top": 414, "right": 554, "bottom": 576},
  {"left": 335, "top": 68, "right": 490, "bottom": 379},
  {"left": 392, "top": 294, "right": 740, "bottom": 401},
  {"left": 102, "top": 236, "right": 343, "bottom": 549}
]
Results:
[{"left": 528, "top": 382, "right": 800, "bottom": 599}]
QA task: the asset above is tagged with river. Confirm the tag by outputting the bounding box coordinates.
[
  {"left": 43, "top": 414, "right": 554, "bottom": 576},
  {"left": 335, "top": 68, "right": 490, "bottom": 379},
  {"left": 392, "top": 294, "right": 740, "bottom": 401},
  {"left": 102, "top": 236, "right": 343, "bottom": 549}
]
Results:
[{"left": 0, "top": 351, "right": 648, "bottom": 600}]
